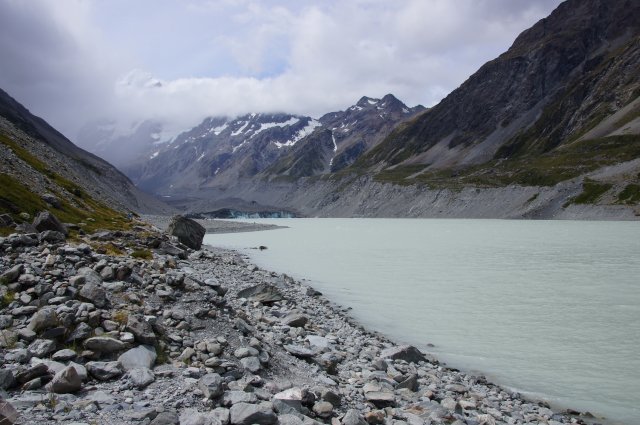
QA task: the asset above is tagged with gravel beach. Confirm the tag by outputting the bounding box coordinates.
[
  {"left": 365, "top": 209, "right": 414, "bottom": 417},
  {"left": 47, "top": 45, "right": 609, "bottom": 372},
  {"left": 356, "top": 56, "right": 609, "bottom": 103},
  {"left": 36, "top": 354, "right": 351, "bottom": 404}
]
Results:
[{"left": 0, "top": 215, "right": 594, "bottom": 425}]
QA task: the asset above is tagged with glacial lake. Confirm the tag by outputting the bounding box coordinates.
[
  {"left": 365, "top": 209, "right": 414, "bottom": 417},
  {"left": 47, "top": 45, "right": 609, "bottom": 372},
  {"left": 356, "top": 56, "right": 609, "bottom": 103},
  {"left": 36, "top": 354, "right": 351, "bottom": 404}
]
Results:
[{"left": 203, "top": 218, "right": 640, "bottom": 424}]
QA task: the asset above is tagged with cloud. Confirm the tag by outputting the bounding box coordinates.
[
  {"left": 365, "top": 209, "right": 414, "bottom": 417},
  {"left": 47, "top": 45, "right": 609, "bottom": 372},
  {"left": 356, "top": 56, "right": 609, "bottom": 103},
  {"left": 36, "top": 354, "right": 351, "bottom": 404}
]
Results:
[{"left": 0, "top": 0, "right": 563, "bottom": 146}]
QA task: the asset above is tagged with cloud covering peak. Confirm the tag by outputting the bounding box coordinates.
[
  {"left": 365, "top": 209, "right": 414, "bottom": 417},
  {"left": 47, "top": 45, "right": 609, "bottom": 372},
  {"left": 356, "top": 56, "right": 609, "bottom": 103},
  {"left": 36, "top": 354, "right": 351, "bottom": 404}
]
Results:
[{"left": 0, "top": 0, "right": 563, "bottom": 145}]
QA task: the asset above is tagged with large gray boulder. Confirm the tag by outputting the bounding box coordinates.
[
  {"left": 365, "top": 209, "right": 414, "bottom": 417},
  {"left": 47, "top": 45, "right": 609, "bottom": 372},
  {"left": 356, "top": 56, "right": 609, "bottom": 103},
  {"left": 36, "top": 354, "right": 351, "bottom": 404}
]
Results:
[
  {"left": 198, "top": 373, "right": 224, "bottom": 399},
  {"left": 118, "top": 345, "right": 157, "bottom": 371},
  {"left": 84, "top": 336, "right": 125, "bottom": 354},
  {"left": 32, "top": 211, "right": 67, "bottom": 235},
  {"left": 167, "top": 215, "right": 206, "bottom": 250},
  {"left": 126, "top": 315, "right": 156, "bottom": 345},
  {"left": 76, "top": 268, "right": 108, "bottom": 308},
  {"left": 47, "top": 365, "right": 82, "bottom": 393},
  {"left": 86, "top": 361, "right": 124, "bottom": 381},
  {"left": 237, "top": 284, "right": 283, "bottom": 304},
  {"left": 27, "top": 307, "right": 58, "bottom": 332},
  {"left": 379, "top": 345, "right": 426, "bottom": 364},
  {"left": 230, "top": 402, "right": 277, "bottom": 425}
]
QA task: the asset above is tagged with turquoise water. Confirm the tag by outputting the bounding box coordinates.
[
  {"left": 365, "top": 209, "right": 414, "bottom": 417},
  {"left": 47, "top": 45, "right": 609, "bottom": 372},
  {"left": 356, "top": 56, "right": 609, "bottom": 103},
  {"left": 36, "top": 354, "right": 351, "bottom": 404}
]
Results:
[{"left": 204, "top": 218, "right": 640, "bottom": 424}]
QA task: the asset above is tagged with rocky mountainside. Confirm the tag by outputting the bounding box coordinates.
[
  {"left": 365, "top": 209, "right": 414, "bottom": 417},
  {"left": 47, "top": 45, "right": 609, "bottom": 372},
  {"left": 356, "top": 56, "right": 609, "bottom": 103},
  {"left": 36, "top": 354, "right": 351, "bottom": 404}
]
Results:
[
  {"left": 0, "top": 88, "right": 172, "bottom": 233},
  {"left": 122, "top": 95, "right": 422, "bottom": 195},
  {"left": 359, "top": 0, "right": 640, "bottom": 187}
]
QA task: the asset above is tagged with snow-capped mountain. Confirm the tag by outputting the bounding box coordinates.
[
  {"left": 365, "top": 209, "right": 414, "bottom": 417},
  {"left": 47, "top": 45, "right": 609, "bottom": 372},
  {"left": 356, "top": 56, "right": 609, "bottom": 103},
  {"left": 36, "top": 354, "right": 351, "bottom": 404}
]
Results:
[
  {"left": 122, "top": 112, "right": 321, "bottom": 193},
  {"left": 264, "top": 94, "right": 425, "bottom": 178}
]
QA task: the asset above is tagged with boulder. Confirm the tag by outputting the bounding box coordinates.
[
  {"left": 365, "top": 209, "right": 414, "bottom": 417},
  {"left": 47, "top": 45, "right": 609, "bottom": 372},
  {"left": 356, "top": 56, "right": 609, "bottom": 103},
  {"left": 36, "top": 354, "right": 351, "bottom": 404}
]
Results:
[
  {"left": 118, "top": 345, "right": 157, "bottom": 371},
  {"left": 15, "top": 363, "right": 49, "bottom": 383},
  {"left": 240, "top": 356, "right": 261, "bottom": 373},
  {"left": 341, "top": 409, "right": 367, "bottom": 425},
  {"left": 126, "top": 314, "right": 156, "bottom": 345},
  {"left": 1, "top": 264, "right": 23, "bottom": 283},
  {"left": 27, "top": 338, "right": 57, "bottom": 357},
  {"left": 151, "top": 411, "right": 179, "bottom": 425},
  {"left": 128, "top": 367, "right": 155, "bottom": 388},
  {"left": 0, "top": 369, "right": 16, "bottom": 390},
  {"left": 67, "top": 322, "right": 93, "bottom": 342},
  {"left": 41, "top": 193, "right": 61, "bottom": 208},
  {"left": 0, "top": 399, "right": 18, "bottom": 425},
  {"left": 77, "top": 268, "right": 107, "bottom": 308},
  {"left": 27, "top": 307, "right": 58, "bottom": 332},
  {"left": 32, "top": 211, "right": 67, "bottom": 235},
  {"left": 84, "top": 336, "right": 125, "bottom": 354},
  {"left": 230, "top": 402, "right": 277, "bottom": 425},
  {"left": 284, "top": 345, "right": 314, "bottom": 358},
  {"left": 379, "top": 345, "right": 426, "bottom": 364},
  {"left": 282, "top": 313, "right": 308, "bottom": 328},
  {"left": 237, "top": 284, "right": 283, "bottom": 304},
  {"left": 51, "top": 349, "right": 77, "bottom": 362},
  {"left": 86, "top": 361, "right": 124, "bottom": 381},
  {"left": 38, "top": 230, "right": 65, "bottom": 243},
  {"left": 47, "top": 365, "right": 82, "bottom": 393},
  {"left": 167, "top": 215, "right": 206, "bottom": 250},
  {"left": 198, "top": 373, "right": 224, "bottom": 399},
  {"left": 179, "top": 408, "right": 223, "bottom": 425},
  {"left": 222, "top": 391, "right": 259, "bottom": 407}
]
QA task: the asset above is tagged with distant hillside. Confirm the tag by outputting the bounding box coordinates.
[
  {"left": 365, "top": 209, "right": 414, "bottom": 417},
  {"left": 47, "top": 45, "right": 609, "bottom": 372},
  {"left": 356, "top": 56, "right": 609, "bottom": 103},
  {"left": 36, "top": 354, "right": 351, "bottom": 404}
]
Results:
[
  {"left": 357, "top": 0, "right": 639, "bottom": 193},
  {"left": 0, "top": 88, "right": 171, "bottom": 234}
]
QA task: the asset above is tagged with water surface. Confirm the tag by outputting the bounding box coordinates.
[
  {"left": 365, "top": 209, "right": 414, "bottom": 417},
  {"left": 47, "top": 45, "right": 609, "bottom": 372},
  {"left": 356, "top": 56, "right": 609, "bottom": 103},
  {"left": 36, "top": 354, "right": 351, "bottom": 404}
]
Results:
[{"left": 204, "top": 218, "right": 640, "bottom": 424}]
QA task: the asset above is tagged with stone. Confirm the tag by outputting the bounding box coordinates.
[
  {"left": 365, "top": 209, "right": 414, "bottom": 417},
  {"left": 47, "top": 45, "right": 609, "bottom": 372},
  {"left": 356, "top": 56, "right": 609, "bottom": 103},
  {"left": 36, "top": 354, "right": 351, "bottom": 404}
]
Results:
[
  {"left": 282, "top": 314, "right": 308, "bottom": 328},
  {"left": 198, "top": 373, "right": 224, "bottom": 399},
  {"left": 69, "top": 361, "right": 88, "bottom": 381},
  {"left": 284, "top": 345, "right": 314, "bottom": 358},
  {"left": 86, "top": 361, "right": 124, "bottom": 381},
  {"left": 167, "top": 215, "right": 206, "bottom": 250},
  {"left": 341, "top": 410, "right": 367, "bottom": 425},
  {"left": 128, "top": 367, "right": 155, "bottom": 388},
  {"left": 222, "top": 391, "right": 259, "bottom": 407},
  {"left": 77, "top": 271, "right": 107, "bottom": 308},
  {"left": 27, "top": 307, "right": 58, "bottom": 332},
  {"left": 85, "top": 390, "right": 117, "bottom": 405},
  {"left": 0, "top": 399, "right": 18, "bottom": 425},
  {"left": 84, "top": 336, "right": 125, "bottom": 353},
  {"left": 126, "top": 314, "right": 156, "bottom": 344},
  {"left": 27, "top": 338, "right": 57, "bottom": 357},
  {"left": 32, "top": 211, "right": 67, "bottom": 235},
  {"left": 230, "top": 402, "right": 277, "bottom": 425},
  {"left": 0, "top": 315, "right": 12, "bottom": 329},
  {"left": 236, "top": 284, "right": 283, "bottom": 304},
  {"left": 1, "top": 264, "right": 23, "bottom": 283},
  {"left": 234, "top": 347, "right": 259, "bottom": 359},
  {"left": 278, "top": 414, "right": 304, "bottom": 425},
  {"left": 0, "top": 369, "right": 16, "bottom": 389},
  {"left": 51, "top": 348, "right": 78, "bottom": 362},
  {"left": 41, "top": 193, "right": 61, "bottom": 208},
  {"left": 0, "top": 330, "right": 17, "bottom": 348},
  {"left": 100, "top": 266, "right": 115, "bottom": 281},
  {"left": 444, "top": 383, "right": 467, "bottom": 393},
  {"left": 15, "top": 363, "right": 49, "bottom": 383},
  {"left": 67, "top": 322, "right": 92, "bottom": 342},
  {"left": 151, "top": 411, "right": 180, "bottom": 425},
  {"left": 321, "top": 389, "right": 341, "bottom": 407},
  {"left": 240, "top": 356, "right": 261, "bottom": 373},
  {"left": 47, "top": 365, "right": 82, "bottom": 393},
  {"left": 396, "top": 374, "right": 419, "bottom": 392},
  {"left": 179, "top": 408, "right": 223, "bottom": 425},
  {"left": 379, "top": 345, "right": 426, "bottom": 364},
  {"left": 118, "top": 345, "right": 157, "bottom": 370},
  {"left": 364, "top": 392, "right": 396, "bottom": 408},
  {"left": 312, "top": 401, "right": 333, "bottom": 418},
  {"left": 38, "top": 230, "right": 65, "bottom": 243},
  {"left": 363, "top": 411, "right": 385, "bottom": 424}
]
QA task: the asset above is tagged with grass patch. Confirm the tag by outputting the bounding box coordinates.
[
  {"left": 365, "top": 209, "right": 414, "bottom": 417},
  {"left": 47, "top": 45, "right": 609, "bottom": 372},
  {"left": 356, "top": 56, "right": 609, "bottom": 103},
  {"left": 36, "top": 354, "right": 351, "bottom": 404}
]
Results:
[
  {"left": 617, "top": 184, "right": 640, "bottom": 205},
  {"left": 374, "top": 135, "right": 640, "bottom": 189},
  {"left": 0, "top": 226, "right": 14, "bottom": 236},
  {"left": 566, "top": 179, "right": 613, "bottom": 206},
  {"left": 112, "top": 310, "right": 129, "bottom": 326},
  {"left": 1, "top": 289, "right": 15, "bottom": 309},
  {"left": 131, "top": 249, "right": 153, "bottom": 260}
]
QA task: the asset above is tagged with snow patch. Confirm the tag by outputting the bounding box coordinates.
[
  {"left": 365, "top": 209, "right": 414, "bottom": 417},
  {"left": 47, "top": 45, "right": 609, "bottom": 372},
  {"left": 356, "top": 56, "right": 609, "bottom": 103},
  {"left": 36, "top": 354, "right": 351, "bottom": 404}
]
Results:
[
  {"left": 232, "top": 140, "right": 249, "bottom": 153},
  {"left": 211, "top": 122, "right": 228, "bottom": 135},
  {"left": 367, "top": 99, "right": 378, "bottom": 105},
  {"left": 329, "top": 131, "right": 338, "bottom": 167},
  {"left": 149, "top": 151, "right": 159, "bottom": 159},
  {"left": 197, "top": 152, "right": 206, "bottom": 161},
  {"left": 252, "top": 117, "right": 300, "bottom": 137},
  {"left": 274, "top": 119, "right": 321, "bottom": 149},
  {"left": 402, "top": 108, "right": 410, "bottom": 113},
  {"left": 231, "top": 121, "right": 249, "bottom": 137}
]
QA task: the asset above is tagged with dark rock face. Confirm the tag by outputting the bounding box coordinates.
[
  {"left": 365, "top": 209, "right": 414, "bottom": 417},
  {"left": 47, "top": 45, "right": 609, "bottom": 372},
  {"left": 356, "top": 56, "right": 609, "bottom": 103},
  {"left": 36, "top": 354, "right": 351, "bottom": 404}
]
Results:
[
  {"left": 32, "top": 211, "right": 67, "bottom": 235},
  {"left": 167, "top": 215, "right": 206, "bottom": 250},
  {"left": 379, "top": 345, "right": 426, "bottom": 364}
]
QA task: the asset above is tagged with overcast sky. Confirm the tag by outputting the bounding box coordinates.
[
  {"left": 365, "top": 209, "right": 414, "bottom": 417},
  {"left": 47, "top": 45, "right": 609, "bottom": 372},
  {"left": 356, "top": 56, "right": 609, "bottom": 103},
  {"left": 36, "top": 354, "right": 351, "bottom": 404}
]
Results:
[{"left": 0, "top": 0, "right": 563, "bottom": 143}]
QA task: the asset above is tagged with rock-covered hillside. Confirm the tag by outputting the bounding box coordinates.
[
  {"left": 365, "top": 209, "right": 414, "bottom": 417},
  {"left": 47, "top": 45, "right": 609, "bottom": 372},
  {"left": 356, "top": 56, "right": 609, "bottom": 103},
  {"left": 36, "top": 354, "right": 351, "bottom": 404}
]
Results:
[
  {"left": 359, "top": 0, "right": 640, "bottom": 186},
  {"left": 0, "top": 88, "right": 172, "bottom": 234}
]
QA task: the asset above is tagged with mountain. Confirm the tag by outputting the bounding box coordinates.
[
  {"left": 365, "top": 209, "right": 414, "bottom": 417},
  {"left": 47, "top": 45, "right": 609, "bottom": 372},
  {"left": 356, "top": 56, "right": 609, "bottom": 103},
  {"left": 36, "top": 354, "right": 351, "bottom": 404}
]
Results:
[
  {"left": 358, "top": 0, "right": 640, "bottom": 189},
  {"left": 263, "top": 95, "right": 424, "bottom": 178},
  {"left": 122, "top": 94, "right": 423, "bottom": 193},
  {"left": 77, "top": 119, "right": 165, "bottom": 168},
  {"left": 0, "top": 87, "right": 171, "bottom": 232}
]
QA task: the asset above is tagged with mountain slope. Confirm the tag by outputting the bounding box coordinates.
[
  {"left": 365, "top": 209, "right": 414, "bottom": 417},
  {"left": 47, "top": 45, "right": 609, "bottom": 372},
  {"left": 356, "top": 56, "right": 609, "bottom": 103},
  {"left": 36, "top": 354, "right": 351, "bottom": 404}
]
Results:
[
  {"left": 0, "top": 88, "right": 171, "bottom": 231},
  {"left": 359, "top": 0, "right": 640, "bottom": 180}
]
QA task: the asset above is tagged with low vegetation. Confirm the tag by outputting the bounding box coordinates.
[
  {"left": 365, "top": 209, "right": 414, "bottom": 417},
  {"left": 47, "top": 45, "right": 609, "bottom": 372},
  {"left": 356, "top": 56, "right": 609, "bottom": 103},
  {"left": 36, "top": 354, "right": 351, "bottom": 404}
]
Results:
[
  {"left": 569, "top": 179, "right": 613, "bottom": 205},
  {"left": 617, "top": 183, "right": 640, "bottom": 205},
  {"left": 131, "top": 249, "right": 153, "bottom": 260}
]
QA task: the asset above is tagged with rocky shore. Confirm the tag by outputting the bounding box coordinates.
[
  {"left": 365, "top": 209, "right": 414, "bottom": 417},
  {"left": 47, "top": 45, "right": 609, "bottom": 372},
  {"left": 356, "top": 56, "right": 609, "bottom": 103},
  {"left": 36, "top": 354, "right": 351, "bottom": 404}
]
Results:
[
  {"left": 0, "top": 213, "right": 592, "bottom": 425},
  {"left": 142, "top": 215, "right": 285, "bottom": 234}
]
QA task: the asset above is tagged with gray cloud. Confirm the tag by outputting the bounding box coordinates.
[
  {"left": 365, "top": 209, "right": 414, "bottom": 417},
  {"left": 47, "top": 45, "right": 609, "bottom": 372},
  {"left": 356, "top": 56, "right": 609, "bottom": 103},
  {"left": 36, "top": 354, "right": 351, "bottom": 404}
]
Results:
[{"left": 0, "top": 0, "right": 563, "bottom": 144}]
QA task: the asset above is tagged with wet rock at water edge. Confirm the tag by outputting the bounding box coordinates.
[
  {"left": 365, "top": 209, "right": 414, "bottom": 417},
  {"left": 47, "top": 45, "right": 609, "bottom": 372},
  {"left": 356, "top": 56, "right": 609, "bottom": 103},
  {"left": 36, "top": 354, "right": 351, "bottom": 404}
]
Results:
[{"left": 167, "top": 215, "right": 206, "bottom": 250}]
